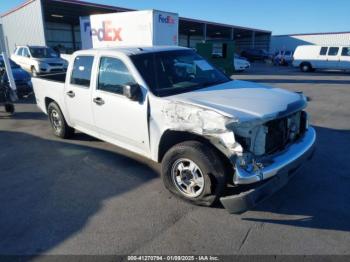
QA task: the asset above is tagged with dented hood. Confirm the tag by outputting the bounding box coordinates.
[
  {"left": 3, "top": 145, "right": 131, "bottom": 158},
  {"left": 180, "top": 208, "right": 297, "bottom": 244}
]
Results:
[{"left": 168, "top": 80, "right": 306, "bottom": 122}]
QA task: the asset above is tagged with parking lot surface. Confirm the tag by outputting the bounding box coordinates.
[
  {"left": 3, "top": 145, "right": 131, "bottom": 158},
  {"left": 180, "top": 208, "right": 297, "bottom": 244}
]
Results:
[{"left": 1, "top": 64, "right": 350, "bottom": 255}]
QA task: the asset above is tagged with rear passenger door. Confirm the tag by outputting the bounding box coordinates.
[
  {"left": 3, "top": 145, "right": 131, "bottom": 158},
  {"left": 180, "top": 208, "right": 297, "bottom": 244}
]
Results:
[
  {"left": 64, "top": 55, "right": 96, "bottom": 133},
  {"left": 326, "top": 47, "right": 340, "bottom": 69},
  {"left": 92, "top": 55, "right": 149, "bottom": 156},
  {"left": 339, "top": 47, "right": 350, "bottom": 70}
]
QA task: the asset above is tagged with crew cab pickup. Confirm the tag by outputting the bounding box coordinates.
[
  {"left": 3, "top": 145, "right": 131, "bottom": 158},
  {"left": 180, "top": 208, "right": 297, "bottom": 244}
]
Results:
[{"left": 32, "top": 46, "right": 316, "bottom": 213}]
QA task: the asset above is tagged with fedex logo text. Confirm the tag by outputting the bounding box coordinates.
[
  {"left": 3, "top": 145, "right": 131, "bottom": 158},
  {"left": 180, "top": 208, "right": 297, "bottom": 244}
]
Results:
[
  {"left": 158, "top": 14, "right": 175, "bottom": 24},
  {"left": 91, "top": 21, "right": 122, "bottom": 42}
]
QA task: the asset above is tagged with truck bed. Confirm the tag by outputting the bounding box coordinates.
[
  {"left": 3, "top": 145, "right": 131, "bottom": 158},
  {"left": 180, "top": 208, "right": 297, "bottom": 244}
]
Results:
[
  {"left": 34, "top": 72, "right": 67, "bottom": 83},
  {"left": 32, "top": 73, "right": 66, "bottom": 115}
]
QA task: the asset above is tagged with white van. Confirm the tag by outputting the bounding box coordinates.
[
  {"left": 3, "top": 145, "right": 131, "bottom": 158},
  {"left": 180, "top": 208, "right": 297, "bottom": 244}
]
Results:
[{"left": 293, "top": 45, "right": 350, "bottom": 72}]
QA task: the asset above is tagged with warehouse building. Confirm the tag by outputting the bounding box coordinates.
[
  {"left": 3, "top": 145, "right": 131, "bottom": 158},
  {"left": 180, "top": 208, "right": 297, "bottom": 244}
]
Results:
[
  {"left": 0, "top": 19, "right": 5, "bottom": 53},
  {"left": 270, "top": 31, "right": 350, "bottom": 52},
  {"left": 1, "top": 0, "right": 271, "bottom": 55}
]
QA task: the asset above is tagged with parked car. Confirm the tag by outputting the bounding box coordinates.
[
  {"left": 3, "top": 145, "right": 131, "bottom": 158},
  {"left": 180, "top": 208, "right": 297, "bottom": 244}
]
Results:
[
  {"left": 234, "top": 54, "right": 250, "bottom": 72},
  {"left": 274, "top": 50, "right": 294, "bottom": 66},
  {"left": 240, "top": 49, "right": 269, "bottom": 62},
  {"left": 11, "top": 45, "right": 68, "bottom": 76},
  {"left": 0, "top": 55, "right": 32, "bottom": 98},
  {"left": 32, "top": 46, "right": 316, "bottom": 213},
  {"left": 293, "top": 45, "right": 350, "bottom": 72}
]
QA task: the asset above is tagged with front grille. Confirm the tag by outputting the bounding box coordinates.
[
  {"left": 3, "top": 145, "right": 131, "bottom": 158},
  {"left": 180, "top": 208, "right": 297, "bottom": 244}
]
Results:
[
  {"left": 265, "top": 117, "right": 289, "bottom": 154},
  {"left": 264, "top": 111, "right": 307, "bottom": 154}
]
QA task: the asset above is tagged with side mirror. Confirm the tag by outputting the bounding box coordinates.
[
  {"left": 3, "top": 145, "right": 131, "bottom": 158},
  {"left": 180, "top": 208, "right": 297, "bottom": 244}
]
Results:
[{"left": 123, "top": 83, "right": 142, "bottom": 101}]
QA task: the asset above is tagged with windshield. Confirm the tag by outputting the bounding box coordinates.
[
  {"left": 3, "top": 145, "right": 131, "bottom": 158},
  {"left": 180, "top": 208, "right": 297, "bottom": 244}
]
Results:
[
  {"left": 0, "top": 57, "right": 20, "bottom": 69},
  {"left": 29, "top": 47, "right": 59, "bottom": 58},
  {"left": 131, "top": 50, "right": 230, "bottom": 97}
]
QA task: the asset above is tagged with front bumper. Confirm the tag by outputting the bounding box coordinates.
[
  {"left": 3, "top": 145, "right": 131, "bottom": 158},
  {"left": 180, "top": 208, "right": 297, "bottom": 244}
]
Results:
[
  {"left": 220, "top": 127, "right": 316, "bottom": 213},
  {"left": 234, "top": 127, "right": 316, "bottom": 184},
  {"left": 235, "top": 64, "right": 250, "bottom": 70}
]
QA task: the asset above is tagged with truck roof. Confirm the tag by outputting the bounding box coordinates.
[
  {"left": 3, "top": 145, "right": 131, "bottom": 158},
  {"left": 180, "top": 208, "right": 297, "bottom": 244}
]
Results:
[{"left": 74, "top": 46, "right": 190, "bottom": 56}]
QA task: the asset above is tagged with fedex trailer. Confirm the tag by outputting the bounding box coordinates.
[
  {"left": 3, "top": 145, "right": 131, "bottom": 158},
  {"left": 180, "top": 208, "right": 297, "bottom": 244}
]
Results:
[{"left": 80, "top": 10, "right": 179, "bottom": 49}]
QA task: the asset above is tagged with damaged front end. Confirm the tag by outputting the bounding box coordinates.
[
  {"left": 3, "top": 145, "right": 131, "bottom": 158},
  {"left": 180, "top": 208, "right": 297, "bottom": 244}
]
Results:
[
  {"left": 162, "top": 99, "right": 316, "bottom": 213},
  {"left": 162, "top": 101, "right": 245, "bottom": 163}
]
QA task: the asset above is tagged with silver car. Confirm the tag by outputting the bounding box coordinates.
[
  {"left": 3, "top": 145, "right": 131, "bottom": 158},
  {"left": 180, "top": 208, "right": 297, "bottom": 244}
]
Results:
[{"left": 11, "top": 46, "right": 68, "bottom": 76}]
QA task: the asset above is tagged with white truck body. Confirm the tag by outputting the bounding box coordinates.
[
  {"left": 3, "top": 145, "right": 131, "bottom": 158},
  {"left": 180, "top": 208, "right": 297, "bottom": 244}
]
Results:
[
  {"left": 80, "top": 10, "right": 179, "bottom": 49},
  {"left": 293, "top": 45, "right": 350, "bottom": 71},
  {"left": 32, "top": 46, "right": 316, "bottom": 213}
]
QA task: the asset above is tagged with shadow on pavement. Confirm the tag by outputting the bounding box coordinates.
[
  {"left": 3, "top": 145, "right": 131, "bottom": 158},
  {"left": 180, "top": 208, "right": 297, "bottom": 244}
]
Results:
[
  {"left": 0, "top": 131, "right": 158, "bottom": 255},
  {"left": 0, "top": 124, "right": 349, "bottom": 256},
  {"left": 243, "top": 126, "right": 350, "bottom": 232}
]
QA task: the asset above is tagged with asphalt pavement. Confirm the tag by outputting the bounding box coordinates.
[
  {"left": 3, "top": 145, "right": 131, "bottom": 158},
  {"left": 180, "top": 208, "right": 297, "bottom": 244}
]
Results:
[{"left": 0, "top": 64, "right": 349, "bottom": 255}]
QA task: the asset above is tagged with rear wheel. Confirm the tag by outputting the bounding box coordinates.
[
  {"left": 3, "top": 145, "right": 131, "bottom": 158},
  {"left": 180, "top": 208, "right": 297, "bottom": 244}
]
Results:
[
  {"left": 161, "top": 141, "right": 227, "bottom": 206},
  {"left": 5, "top": 104, "right": 15, "bottom": 114},
  {"left": 47, "top": 102, "right": 74, "bottom": 138},
  {"left": 300, "top": 62, "right": 312, "bottom": 72}
]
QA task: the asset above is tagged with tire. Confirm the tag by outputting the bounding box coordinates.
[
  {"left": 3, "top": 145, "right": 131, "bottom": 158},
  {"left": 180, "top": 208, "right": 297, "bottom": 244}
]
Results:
[
  {"left": 5, "top": 104, "right": 15, "bottom": 114},
  {"left": 47, "top": 102, "right": 74, "bottom": 139},
  {"left": 161, "top": 141, "right": 227, "bottom": 207},
  {"left": 300, "top": 62, "right": 312, "bottom": 72},
  {"left": 31, "top": 67, "right": 38, "bottom": 77}
]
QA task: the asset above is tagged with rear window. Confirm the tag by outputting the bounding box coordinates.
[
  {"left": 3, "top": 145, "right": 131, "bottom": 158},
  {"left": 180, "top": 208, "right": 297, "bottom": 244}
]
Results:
[
  {"left": 328, "top": 47, "right": 339, "bottom": 56},
  {"left": 319, "top": 47, "right": 328, "bottom": 56},
  {"left": 70, "top": 56, "right": 94, "bottom": 87}
]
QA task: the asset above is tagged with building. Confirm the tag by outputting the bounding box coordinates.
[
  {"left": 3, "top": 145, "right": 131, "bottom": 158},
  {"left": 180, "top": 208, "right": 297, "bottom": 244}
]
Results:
[
  {"left": 270, "top": 31, "right": 350, "bottom": 52},
  {"left": 0, "top": 19, "right": 6, "bottom": 53},
  {"left": 1, "top": 0, "right": 271, "bottom": 55}
]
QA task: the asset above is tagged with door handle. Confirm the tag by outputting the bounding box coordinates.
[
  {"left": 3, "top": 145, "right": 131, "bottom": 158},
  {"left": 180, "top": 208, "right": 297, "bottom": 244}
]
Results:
[
  {"left": 66, "top": 91, "right": 75, "bottom": 98},
  {"left": 93, "top": 97, "right": 105, "bottom": 106}
]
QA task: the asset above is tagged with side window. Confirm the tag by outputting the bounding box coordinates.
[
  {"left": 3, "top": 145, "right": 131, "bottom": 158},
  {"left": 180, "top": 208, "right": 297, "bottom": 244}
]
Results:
[
  {"left": 22, "top": 48, "right": 30, "bottom": 57},
  {"left": 328, "top": 47, "right": 339, "bottom": 56},
  {"left": 341, "top": 47, "right": 350, "bottom": 56},
  {"left": 70, "top": 56, "right": 94, "bottom": 87},
  {"left": 97, "top": 57, "right": 136, "bottom": 95},
  {"left": 16, "top": 48, "right": 23, "bottom": 56},
  {"left": 319, "top": 47, "right": 328, "bottom": 56}
]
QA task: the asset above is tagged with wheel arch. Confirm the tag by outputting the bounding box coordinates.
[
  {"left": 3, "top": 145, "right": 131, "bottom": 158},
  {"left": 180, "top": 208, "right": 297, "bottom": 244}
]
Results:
[
  {"left": 44, "top": 97, "right": 70, "bottom": 124},
  {"left": 300, "top": 61, "right": 314, "bottom": 68},
  {"left": 157, "top": 129, "right": 233, "bottom": 175}
]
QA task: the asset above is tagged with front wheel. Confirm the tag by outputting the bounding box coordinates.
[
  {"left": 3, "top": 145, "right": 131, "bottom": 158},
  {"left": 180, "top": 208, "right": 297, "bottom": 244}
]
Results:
[
  {"left": 161, "top": 141, "right": 227, "bottom": 206},
  {"left": 47, "top": 102, "right": 74, "bottom": 138}
]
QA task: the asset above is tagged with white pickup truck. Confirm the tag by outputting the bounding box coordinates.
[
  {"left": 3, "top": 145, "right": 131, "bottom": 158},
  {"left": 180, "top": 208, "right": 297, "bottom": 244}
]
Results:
[{"left": 32, "top": 46, "right": 316, "bottom": 213}]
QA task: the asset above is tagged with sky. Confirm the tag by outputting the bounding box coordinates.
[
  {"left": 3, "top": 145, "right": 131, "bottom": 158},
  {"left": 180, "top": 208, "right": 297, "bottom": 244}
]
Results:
[{"left": 1, "top": 0, "right": 349, "bottom": 35}]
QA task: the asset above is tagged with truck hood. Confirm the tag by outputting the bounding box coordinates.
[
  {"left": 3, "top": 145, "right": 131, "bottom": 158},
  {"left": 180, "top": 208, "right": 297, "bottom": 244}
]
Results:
[{"left": 168, "top": 80, "right": 306, "bottom": 122}]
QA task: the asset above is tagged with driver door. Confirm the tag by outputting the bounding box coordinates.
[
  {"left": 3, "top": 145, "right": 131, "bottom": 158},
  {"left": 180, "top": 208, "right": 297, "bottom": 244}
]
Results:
[{"left": 92, "top": 55, "right": 149, "bottom": 156}]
